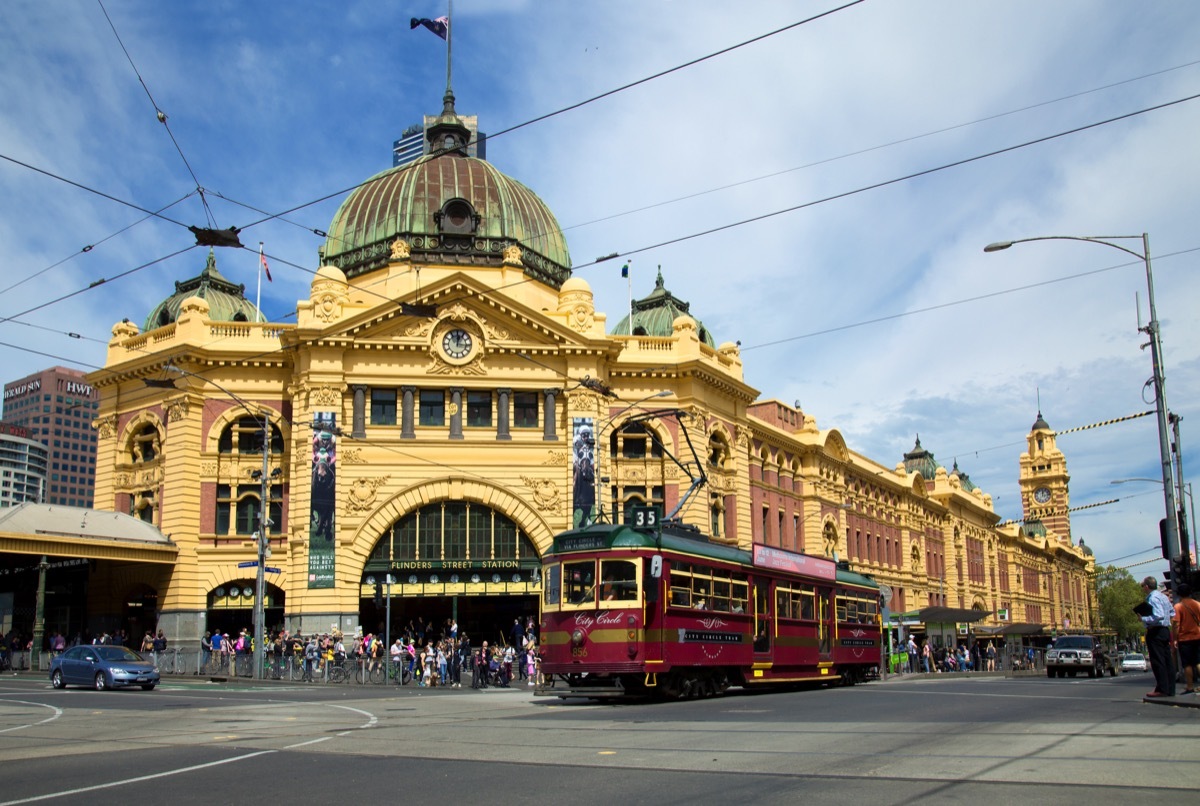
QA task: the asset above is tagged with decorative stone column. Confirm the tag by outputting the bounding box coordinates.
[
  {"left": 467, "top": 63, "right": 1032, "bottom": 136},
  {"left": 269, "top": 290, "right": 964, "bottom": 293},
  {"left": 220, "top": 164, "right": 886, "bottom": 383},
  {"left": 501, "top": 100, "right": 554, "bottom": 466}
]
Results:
[
  {"left": 496, "top": 388, "right": 511, "bottom": 441},
  {"left": 542, "top": 388, "right": 559, "bottom": 441},
  {"left": 351, "top": 385, "right": 366, "bottom": 439},
  {"left": 401, "top": 386, "right": 416, "bottom": 439},
  {"left": 449, "top": 387, "right": 464, "bottom": 440}
]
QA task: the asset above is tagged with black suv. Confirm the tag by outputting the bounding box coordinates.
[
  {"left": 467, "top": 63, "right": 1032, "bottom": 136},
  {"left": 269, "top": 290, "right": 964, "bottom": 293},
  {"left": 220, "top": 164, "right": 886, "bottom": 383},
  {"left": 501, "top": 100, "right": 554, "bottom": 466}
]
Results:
[{"left": 1044, "top": 635, "right": 1117, "bottom": 679}]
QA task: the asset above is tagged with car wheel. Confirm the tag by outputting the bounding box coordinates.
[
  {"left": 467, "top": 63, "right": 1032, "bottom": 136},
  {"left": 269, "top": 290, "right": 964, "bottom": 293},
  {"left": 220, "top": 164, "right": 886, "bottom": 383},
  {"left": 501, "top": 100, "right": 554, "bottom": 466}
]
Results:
[
  {"left": 94, "top": 672, "right": 109, "bottom": 691},
  {"left": 141, "top": 684, "right": 156, "bottom": 691},
  {"left": 1068, "top": 670, "right": 1077, "bottom": 678},
  {"left": 51, "top": 670, "right": 65, "bottom": 689},
  {"left": 1057, "top": 669, "right": 1066, "bottom": 678},
  {"left": 1087, "top": 667, "right": 1096, "bottom": 679},
  {"left": 1109, "top": 665, "right": 1118, "bottom": 677},
  {"left": 1047, "top": 669, "right": 1055, "bottom": 679}
]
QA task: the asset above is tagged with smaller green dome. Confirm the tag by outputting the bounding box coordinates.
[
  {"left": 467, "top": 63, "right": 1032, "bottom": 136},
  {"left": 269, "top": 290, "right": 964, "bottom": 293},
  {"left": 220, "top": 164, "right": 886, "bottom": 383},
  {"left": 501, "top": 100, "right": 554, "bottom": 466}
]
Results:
[
  {"left": 611, "top": 268, "right": 716, "bottom": 346},
  {"left": 145, "top": 249, "right": 262, "bottom": 330},
  {"left": 903, "top": 434, "right": 938, "bottom": 479}
]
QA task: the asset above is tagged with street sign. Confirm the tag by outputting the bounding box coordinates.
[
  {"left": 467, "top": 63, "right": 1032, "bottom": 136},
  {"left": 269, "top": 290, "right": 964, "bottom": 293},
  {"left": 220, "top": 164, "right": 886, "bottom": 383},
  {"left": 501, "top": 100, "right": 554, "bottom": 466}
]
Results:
[
  {"left": 237, "top": 561, "right": 259, "bottom": 568},
  {"left": 264, "top": 567, "right": 281, "bottom": 574}
]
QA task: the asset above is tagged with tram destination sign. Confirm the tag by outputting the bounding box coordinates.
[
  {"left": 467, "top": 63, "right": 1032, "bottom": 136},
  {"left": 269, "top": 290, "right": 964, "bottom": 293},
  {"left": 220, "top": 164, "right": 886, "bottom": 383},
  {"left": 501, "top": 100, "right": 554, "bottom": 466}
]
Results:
[
  {"left": 752, "top": 543, "right": 836, "bottom": 581},
  {"left": 555, "top": 534, "right": 608, "bottom": 552}
]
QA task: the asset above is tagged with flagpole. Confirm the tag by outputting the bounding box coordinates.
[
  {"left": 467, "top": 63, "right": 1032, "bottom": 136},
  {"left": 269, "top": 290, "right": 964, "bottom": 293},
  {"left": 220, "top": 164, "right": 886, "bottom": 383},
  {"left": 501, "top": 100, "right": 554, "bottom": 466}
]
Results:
[
  {"left": 446, "top": 0, "right": 452, "bottom": 93},
  {"left": 256, "top": 242, "right": 264, "bottom": 323},
  {"left": 627, "top": 260, "right": 633, "bottom": 335}
]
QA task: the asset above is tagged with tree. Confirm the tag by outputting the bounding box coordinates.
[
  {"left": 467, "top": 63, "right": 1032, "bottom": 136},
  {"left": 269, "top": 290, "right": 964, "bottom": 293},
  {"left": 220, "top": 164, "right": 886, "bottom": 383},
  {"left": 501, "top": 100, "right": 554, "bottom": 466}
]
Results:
[{"left": 1095, "top": 565, "right": 1144, "bottom": 644}]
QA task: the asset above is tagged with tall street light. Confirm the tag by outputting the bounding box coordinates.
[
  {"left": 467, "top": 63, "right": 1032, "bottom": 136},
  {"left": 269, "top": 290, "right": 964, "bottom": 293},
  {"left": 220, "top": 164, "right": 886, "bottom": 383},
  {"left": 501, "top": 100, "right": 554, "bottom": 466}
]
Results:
[
  {"left": 148, "top": 364, "right": 275, "bottom": 679},
  {"left": 985, "top": 234, "right": 1181, "bottom": 592}
]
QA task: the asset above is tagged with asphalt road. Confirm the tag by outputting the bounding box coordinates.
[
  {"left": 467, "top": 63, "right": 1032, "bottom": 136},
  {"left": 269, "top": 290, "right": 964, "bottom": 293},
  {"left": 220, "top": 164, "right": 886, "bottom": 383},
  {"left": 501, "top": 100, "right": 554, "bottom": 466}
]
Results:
[{"left": 0, "top": 670, "right": 1196, "bottom": 805}]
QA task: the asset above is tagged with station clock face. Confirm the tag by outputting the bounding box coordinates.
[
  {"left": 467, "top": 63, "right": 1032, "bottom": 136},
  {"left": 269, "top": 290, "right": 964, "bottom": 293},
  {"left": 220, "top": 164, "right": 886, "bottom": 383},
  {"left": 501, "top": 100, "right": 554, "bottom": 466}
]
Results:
[
  {"left": 441, "top": 328, "right": 473, "bottom": 360},
  {"left": 1034, "top": 486, "right": 1051, "bottom": 504}
]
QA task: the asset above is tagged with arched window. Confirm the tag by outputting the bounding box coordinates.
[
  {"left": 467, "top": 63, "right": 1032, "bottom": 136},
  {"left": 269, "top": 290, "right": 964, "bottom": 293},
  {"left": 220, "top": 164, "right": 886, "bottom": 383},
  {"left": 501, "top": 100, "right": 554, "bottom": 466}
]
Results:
[
  {"left": 218, "top": 415, "right": 284, "bottom": 455},
  {"left": 213, "top": 414, "right": 285, "bottom": 537},
  {"left": 131, "top": 423, "right": 160, "bottom": 463},
  {"left": 366, "top": 503, "right": 539, "bottom": 571}
]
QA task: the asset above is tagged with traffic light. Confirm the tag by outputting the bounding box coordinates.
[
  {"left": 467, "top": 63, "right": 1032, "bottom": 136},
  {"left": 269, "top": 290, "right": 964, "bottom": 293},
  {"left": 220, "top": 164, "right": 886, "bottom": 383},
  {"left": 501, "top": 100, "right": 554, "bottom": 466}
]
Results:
[
  {"left": 373, "top": 583, "right": 382, "bottom": 608},
  {"left": 1159, "top": 518, "right": 1170, "bottom": 559},
  {"left": 1170, "top": 554, "right": 1188, "bottom": 584}
]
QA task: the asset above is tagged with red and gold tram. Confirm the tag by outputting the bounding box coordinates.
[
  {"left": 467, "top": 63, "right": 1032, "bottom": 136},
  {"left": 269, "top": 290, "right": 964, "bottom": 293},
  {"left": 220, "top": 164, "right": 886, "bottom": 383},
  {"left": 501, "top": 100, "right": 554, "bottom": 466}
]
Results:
[{"left": 537, "top": 521, "right": 882, "bottom": 699}]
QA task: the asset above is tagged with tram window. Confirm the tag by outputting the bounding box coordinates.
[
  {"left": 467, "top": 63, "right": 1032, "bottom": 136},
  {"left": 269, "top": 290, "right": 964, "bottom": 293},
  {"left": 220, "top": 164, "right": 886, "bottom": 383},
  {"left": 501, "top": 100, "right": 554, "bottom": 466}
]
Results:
[
  {"left": 599, "top": 559, "right": 638, "bottom": 601},
  {"left": 776, "top": 585, "right": 816, "bottom": 621},
  {"left": 564, "top": 560, "right": 595, "bottom": 604},
  {"left": 543, "top": 564, "right": 561, "bottom": 607},
  {"left": 837, "top": 593, "right": 878, "bottom": 623}
]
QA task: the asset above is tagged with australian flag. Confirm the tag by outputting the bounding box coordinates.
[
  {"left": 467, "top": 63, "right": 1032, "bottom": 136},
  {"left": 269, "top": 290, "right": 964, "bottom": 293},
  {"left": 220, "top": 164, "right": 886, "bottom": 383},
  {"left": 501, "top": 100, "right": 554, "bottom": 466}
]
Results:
[{"left": 411, "top": 16, "right": 449, "bottom": 40}]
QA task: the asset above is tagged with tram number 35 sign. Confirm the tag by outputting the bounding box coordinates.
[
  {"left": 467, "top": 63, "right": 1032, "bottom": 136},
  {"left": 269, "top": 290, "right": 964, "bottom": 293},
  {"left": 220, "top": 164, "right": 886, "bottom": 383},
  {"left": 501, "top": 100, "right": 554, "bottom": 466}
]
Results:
[{"left": 628, "top": 505, "right": 661, "bottom": 532}]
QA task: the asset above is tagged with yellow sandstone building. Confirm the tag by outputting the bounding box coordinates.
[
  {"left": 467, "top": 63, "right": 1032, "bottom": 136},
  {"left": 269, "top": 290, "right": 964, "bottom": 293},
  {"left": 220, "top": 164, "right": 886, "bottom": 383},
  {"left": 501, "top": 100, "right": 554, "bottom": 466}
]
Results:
[{"left": 84, "top": 95, "right": 1094, "bottom": 644}]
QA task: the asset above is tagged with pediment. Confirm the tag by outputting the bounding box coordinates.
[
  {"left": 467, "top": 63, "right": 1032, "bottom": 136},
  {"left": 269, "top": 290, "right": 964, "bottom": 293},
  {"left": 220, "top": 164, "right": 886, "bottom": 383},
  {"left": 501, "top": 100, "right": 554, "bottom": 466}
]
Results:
[{"left": 329, "top": 274, "right": 607, "bottom": 355}]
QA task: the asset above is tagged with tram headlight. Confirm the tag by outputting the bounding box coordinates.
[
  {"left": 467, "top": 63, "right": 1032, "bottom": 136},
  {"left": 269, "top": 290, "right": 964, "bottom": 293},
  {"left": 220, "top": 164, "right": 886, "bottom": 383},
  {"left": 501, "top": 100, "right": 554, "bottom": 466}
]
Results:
[{"left": 571, "top": 629, "right": 585, "bottom": 647}]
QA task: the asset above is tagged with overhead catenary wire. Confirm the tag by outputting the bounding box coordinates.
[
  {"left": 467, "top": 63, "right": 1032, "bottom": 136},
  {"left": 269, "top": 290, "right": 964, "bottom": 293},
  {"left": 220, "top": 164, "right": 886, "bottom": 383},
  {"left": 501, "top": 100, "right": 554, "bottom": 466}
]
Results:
[{"left": 97, "top": 0, "right": 216, "bottom": 229}]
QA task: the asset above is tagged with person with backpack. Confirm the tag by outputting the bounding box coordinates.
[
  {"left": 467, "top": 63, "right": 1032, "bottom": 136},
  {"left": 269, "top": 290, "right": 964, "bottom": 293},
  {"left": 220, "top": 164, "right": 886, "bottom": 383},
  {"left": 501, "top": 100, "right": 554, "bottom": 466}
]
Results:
[{"left": 303, "top": 635, "right": 319, "bottom": 682}]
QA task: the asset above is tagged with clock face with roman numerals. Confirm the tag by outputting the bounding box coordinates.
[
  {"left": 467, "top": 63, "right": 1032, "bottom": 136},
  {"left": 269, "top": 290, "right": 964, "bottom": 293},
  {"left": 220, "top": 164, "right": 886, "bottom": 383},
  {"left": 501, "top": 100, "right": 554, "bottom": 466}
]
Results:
[
  {"left": 1034, "top": 486, "right": 1051, "bottom": 504},
  {"left": 441, "top": 328, "right": 473, "bottom": 360}
]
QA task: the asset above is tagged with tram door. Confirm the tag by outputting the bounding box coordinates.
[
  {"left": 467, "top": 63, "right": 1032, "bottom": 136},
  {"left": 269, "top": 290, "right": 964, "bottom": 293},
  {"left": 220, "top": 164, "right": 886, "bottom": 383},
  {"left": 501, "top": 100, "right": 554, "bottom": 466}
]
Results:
[
  {"left": 753, "top": 578, "right": 771, "bottom": 655},
  {"left": 817, "top": 588, "right": 832, "bottom": 658}
]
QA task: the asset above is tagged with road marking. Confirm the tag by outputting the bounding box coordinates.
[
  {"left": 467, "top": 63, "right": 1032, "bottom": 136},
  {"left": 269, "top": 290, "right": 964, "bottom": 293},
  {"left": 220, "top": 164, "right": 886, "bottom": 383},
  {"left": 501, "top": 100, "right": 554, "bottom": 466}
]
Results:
[
  {"left": 0, "top": 749, "right": 276, "bottom": 805},
  {"left": 286, "top": 736, "right": 332, "bottom": 748},
  {"left": 0, "top": 701, "right": 62, "bottom": 734},
  {"left": 325, "top": 702, "right": 377, "bottom": 729}
]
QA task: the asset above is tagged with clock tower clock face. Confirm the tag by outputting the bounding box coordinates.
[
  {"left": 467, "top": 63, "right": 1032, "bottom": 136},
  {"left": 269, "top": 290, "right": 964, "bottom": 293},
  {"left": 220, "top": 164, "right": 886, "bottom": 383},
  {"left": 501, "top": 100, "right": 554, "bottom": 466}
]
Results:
[
  {"left": 441, "top": 328, "right": 473, "bottom": 360},
  {"left": 1034, "top": 486, "right": 1051, "bottom": 504}
]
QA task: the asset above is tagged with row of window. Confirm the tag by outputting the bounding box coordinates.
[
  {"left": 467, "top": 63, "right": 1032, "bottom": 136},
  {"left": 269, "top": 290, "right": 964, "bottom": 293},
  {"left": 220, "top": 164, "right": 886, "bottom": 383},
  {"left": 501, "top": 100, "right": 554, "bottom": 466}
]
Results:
[
  {"left": 669, "top": 563, "right": 750, "bottom": 612},
  {"left": 369, "top": 388, "right": 540, "bottom": 428}
]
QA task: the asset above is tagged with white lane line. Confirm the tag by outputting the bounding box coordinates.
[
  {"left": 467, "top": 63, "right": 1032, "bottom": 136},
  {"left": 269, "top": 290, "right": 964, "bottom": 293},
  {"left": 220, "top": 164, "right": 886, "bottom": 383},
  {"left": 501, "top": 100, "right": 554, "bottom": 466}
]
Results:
[
  {"left": 324, "top": 702, "right": 378, "bottom": 729},
  {"left": 0, "top": 750, "right": 276, "bottom": 806},
  {"left": 0, "top": 701, "right": 62, "bottom": 734},
  {"left": 285, "top": 736, "right": 332, "bottom": 748}
]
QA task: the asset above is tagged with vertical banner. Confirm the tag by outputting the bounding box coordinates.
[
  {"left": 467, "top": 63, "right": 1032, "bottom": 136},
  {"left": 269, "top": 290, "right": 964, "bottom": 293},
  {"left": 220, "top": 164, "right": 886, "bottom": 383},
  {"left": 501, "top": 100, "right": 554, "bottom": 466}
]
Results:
[
  {"left": 307, "top": 412, "right": 337, "bottom": 588},
  {"left": 572, "top": 417, "right": 595, "bottom": 528}
]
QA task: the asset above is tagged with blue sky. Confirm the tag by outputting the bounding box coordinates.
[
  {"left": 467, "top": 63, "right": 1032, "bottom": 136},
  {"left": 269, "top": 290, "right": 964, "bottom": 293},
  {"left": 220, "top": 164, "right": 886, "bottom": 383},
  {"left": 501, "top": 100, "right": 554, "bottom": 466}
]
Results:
[{"left": 2, "top": 1, "right": 1199, "bottom": 576}]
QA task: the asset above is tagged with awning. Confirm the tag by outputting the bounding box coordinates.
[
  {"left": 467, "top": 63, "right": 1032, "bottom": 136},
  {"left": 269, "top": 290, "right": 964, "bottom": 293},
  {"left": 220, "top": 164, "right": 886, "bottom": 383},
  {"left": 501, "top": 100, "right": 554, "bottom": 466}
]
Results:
[
  {"left": 976, "top": 623, "right": 1044, "bottom": 636},
  {"left": 915, "top": 606, "right": 993, "bottom": 624}
]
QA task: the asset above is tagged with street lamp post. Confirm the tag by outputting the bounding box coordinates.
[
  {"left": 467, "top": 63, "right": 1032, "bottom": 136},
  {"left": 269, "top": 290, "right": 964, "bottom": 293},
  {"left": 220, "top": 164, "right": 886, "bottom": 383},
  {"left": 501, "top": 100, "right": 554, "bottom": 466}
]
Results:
[
  {"left": 151, "top": 365, "right": 275, "bottom": 679},
  {"left": 986, "top": 234, "right": 1181, "bottom": 592}
]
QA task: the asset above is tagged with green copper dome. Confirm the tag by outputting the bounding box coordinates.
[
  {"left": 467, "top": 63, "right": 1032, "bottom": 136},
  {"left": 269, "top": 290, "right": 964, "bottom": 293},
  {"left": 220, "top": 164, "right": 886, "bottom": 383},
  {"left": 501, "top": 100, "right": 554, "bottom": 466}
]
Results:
[
  {"left": 321, "top": 93, "right": 571, "bottom": 288},
  {"left": 144, "top": 249, "right": 261, "bottom": 331},
  {"left": 611, "top": 268, "right": 716, "bottom": 346},
  {"left": 903, "top": 435, "right": 939, "bottom": 479}
]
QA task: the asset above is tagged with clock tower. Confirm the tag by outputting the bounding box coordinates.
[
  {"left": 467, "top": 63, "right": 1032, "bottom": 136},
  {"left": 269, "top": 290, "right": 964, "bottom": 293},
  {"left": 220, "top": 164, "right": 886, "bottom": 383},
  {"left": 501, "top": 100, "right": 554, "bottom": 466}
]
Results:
[{"left": 1018, "top": 411, "right": 1071, "bottom": 542}]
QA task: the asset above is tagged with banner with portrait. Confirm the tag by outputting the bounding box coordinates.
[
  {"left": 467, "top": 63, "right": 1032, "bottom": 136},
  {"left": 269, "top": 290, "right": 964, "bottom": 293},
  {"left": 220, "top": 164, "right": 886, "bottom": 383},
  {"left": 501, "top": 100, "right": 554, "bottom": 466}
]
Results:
[
  {"left": 572, "top": 417, "right": 596, "bottom": 528},
  {"left": 307, "top": 412, "right": 337, "bottom": 588}
]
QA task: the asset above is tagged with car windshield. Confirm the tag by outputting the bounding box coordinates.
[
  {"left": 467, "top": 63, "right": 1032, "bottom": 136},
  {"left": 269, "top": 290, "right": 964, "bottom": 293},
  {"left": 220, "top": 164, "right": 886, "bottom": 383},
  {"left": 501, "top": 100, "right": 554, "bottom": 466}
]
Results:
[
  {"left": 1052, "top": 637, "right": 1091, "bottom": 649},
  {"left": 1124, "top": 653, "right": 1145, "bottom": 661},
  {"left": 96, "top": 647, "right": 144, "bottom": 662}
]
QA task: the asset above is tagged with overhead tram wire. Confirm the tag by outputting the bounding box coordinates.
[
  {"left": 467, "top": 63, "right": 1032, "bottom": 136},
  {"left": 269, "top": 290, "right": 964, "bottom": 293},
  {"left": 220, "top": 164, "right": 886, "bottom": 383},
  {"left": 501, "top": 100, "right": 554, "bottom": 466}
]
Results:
[
  {"left": 0, "top": 152, "right": 192, "bottom": 232},
  {"left": 476, "top": 1, "right": 867, "bottom": 146},
  {"left": 231, "top": 3, "right": 866, "bottom": 235},
  {"left": 567, "top": 91, "right": 1200, "bottom": 281},
  {"left": 97, "top": 0, "right": 217, "bottom": 229},
  {"left": 557, "top": 56, "right": 1200, "bottom": 237},
  {"left": 0, "top": 190, "right": 198, "bottom": 297},
  {"left": 423, "top": 94, "right": 1200, "bottom": 320}
]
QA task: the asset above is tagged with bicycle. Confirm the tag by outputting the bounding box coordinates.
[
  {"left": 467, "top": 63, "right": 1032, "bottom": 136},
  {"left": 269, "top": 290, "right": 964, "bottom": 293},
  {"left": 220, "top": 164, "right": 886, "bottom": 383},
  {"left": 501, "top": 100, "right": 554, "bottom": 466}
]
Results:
[
  {"left": 327, "top": 656, "right": 356, "bottom": 683},
  {"left": 385, "top": 659, "right": 413, "bottom": 685}
]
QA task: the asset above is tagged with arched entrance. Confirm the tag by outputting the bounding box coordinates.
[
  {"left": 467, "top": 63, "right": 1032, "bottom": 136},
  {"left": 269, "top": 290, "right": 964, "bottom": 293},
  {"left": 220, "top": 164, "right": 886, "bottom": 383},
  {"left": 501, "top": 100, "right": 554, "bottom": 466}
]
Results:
[
  {"left": 361, "top": 501, "right": 542, "bottom": 644},
  {"left": 124, "top": 584, "right": 158, "bottom": 644},
  {"left": 206, "top": 579, "right": 285, "bottom": 638}
]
